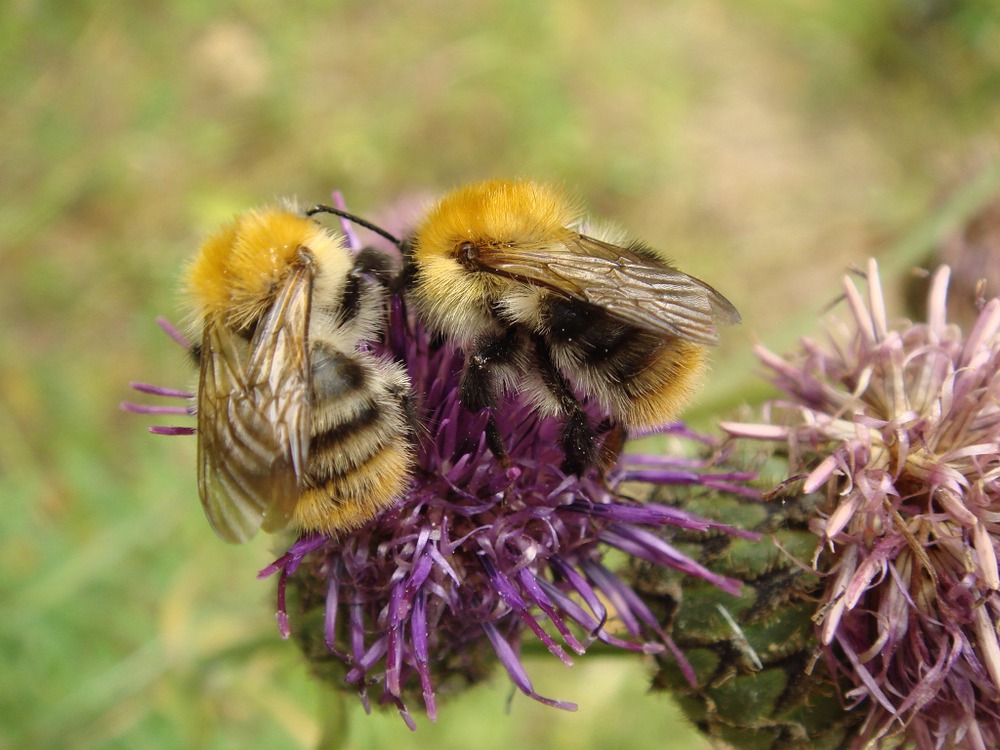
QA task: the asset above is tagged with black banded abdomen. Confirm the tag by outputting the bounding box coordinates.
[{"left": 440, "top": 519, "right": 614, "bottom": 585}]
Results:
[{"left": 291, "top": 343, "right": 413, "bottom": 534}]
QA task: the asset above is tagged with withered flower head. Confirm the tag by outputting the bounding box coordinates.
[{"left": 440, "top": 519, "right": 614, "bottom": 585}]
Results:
[{"left": 724, "top": 259, "right": 1000, "bottom": 749}]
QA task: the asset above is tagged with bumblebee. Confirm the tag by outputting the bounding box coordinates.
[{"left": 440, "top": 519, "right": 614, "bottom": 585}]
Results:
[
  {"left": 186, "top": 204, "right": 414, "bottom": 543},
  {"left": 406, "top": 179, "right": 740, "bottom": 473}
]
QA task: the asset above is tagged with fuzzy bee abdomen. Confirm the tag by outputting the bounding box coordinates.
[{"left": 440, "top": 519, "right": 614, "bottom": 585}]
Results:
[
  {"left": 544, "top": 298, "right": 708, "bottom": 430},
  {"left": 292, "top": 343, "right": 413, "bottom": 535}
]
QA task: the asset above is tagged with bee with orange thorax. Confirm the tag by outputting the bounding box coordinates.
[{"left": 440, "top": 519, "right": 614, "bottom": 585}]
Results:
[
  {"left": 186, "top": 204, "right": 414, "bottom": 543},
  {"left": 312, "top": 179, "right": 740, "bottom": 475}
]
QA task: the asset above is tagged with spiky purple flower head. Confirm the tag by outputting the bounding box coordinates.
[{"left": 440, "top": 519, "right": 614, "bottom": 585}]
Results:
[
  {"left": 123, "top": 192, "right": 754, "bottom": 728},
  {"left": 724, "top": 259, "right": 1000, "bottom": 749}
]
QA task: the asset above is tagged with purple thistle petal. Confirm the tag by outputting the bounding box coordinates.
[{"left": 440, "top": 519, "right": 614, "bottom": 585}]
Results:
[
  {"left": 384, "top": 583, "right": 407, "bottom": 696},
  {"left": 619, "top": 468, "right": 711, "bottom": 484},
  {"left": 324, "top": 573, "right": 342, "bottom": 655},
  {"left": 258, "top": 535, "right": 326, "bottom": 580},
  {"left": 349, "top": 602, "right": 367, "bottom": 671},
  {"left": 128, "top": 382, "right": 194, "bottom": 399},
  {"left": 478, "top": 553, "right": 573, "bottom": 667},
  {"left": 516, "top": 567, "right": 585, "bottom": 654},
  {"left": 392, "top": 697, "right": 417, "bottom": 732},
  {"left": 548, "top": 554, "right": 610, "bottom": 638},
  {"left": 580, "top": 560, "right": 644, "bottom": 637},
  {"left": 567, "top": 498, "right": 759, "bottom": 539},
  {"left": 148, "top": 425, "right": 196, "bottom": 436},
  {"left": 623, "top": 451, "right": 716, "bottom": 468},
  {"left": 534, "top": 575, "right": 662, "bottom": 654},
  {"left": 578, "top": 560, "right": 694, "bottom": 680},
  {"left": 155, "top": 316, "right": 192, "bottom": 350},
  {"left": 410, "top": 589, "right": 437, "bottom": 720},
  {"left": 345, "top": 639, "right": 389, "bottom": 684},
  {"left": 330, "top": 190, "right": 363, "bottom": 253},
  {"left": 482, "top": 622, "right": 577, "bottom": 711},
  {"left": 583, "top": 561, "right": 669, "bottom": 640},
  {"left": 599, "top": 524, "right": 743, "bottom": 596},
  {"left": 275, "top": 567, "right": 291, "bottom": 639}
]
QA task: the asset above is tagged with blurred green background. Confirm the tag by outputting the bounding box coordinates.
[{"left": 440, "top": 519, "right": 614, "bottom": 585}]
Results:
[{"left": 3, "top": 1, "right": 1000, "bottom": 748}]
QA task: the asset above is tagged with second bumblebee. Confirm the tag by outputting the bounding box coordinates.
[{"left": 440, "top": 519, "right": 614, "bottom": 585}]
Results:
[
  {"left": 406, "top": 179, "right": 740, "bottom": 473},
  {"left": 186, "top": 204, "right": 414, "bottom": 543}
]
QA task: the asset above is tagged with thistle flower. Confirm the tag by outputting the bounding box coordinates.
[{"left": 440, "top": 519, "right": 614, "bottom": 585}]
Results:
[
  {"left": 256, "top": 300, "right": 753, "bottom": 727},
  {"left": 124, "top": 194, "right": 754, "bottom": 728},
  {"left": 723, "top": 259, "right": 1000, "bottom": 749}
]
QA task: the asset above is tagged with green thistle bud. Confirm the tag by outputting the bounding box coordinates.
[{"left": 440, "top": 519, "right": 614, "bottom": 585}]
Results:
[{"left": 629, "top": 441, "right": 863, "bottom": 750}]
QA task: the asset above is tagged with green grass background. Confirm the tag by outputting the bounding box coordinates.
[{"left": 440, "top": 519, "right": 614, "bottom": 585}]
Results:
[{"left": 3, "top": 1, "right": 999, "bottom": 748}]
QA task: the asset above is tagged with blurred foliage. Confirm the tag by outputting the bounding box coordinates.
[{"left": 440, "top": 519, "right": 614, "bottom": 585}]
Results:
[{"left": 2, "top": 0, "right": 999, "bottom": 748}]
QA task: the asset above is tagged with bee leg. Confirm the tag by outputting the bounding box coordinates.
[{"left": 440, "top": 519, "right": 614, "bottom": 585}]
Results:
[
  {"left": 460, "top": 328, "right": 524, "bottom": 466},
  {"left": 461, "top": 351, "right": 500, "bottom": 413},
  {"left": 392, "top": 237, "right": 418, "bottom": 294},
  {"left": 397, "top": 387, "right": 424, "bottom": 443},
  {"left": 530, "top": 335, "right": 596, "bottom": 475},
  {"left": 485, "top": 415, "right": 511, "bottom": 469},
  {"left": 561, "top": 411, "right": 596, "bottom": 476},
  {"left": 595, "top": 419, "right": 627, "bottom": 473},
  {"left": 338, "top": 251, "right": 397, "bottom": 324},
  {"left": 352, "top": 246, "right": 397, "bottom": 287}
]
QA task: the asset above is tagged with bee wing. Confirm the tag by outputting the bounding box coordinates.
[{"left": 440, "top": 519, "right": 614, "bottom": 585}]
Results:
[
  {"left": 196, "top": 263, "right": 313, "bottom": 543},
  {"left": 475, "top": 233, "right": 741, "bottom": 345}
]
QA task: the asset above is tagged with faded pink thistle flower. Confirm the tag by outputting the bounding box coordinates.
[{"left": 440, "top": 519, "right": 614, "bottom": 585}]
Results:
[{"left": 724, "top": 259, "right": 1000, "bottom": 749}]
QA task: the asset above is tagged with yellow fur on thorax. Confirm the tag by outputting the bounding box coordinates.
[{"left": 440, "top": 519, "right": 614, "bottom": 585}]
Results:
[
  {"left": 413, "top": 179, "right": 584, "bottom": 258},
  {"left": 186, "top": 207, "right": 346, "bottom": 329}
]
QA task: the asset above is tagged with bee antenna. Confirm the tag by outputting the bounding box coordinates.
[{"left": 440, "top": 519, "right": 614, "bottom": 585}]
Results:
[{"left": 306, "top": 205, "right": 402, "bottom": 248}]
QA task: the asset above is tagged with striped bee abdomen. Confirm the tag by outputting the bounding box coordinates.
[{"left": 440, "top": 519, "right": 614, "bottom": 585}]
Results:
[{"left": 292, "top": 341, "right": 414, "bottom": 535}]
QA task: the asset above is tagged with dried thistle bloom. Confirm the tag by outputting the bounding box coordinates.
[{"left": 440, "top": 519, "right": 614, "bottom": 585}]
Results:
[
  {"left": 724, "top": 259, "right": 1000, "bottom": 749},
  {"left": 124, "top": 194, "right": 752, "bottom": 728}
]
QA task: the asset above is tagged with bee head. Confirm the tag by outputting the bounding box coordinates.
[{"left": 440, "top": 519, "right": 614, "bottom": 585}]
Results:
[
  {"left": 413, "top": 179, "right": 583, "bottom": 265},
  {"left": 186, "top": 206, "right": 350, "bottom": 330}
]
